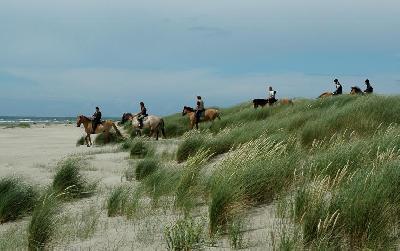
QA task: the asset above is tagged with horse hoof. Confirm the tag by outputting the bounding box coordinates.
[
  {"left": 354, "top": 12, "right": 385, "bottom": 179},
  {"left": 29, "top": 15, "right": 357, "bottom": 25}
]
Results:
[{"left": 87, "top": 145, "right": 90, "bottom": 147}]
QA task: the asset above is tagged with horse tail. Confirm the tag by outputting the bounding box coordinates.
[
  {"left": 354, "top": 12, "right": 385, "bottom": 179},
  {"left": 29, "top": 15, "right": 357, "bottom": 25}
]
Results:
[
  {"left": 160, "top": 118, "right": 166, "bottom": 138},
  {"left": 112, "top": 122, "right": 123, "bottom": 138}
]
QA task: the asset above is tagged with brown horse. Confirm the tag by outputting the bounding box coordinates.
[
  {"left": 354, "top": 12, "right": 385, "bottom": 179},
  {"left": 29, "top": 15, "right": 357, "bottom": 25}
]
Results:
[
  {"left": 318, "top": 92, "right": 333, "bottom": 98},
  {"left": 76, "top": 115, "right": 122, "bottom": 147},
  {"left": 277, "top": 98, "right": 294, "bottom": 106},
  {"left": 182, "top": 106, "right": 221, "bottom": 129},
  {"left": 350, "top": 86, "right": 364, "bottom": 95}
]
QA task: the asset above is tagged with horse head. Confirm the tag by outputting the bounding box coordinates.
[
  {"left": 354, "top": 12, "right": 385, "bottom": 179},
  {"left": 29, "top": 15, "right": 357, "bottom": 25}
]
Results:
[
  {"left": 76, "top": 115, "right": 83, "bottom": 127},
  {"left": 120, "top": 113, "right": 133, "bottom": 125},
  {"left": 182, "top": 106, "right": 188, "bottom": 116}
]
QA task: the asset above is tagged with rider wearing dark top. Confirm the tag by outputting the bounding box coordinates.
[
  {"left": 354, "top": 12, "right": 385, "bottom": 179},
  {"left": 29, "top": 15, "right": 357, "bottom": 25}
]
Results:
[
  {"left": 195, "top": 96, "right": 205, "bottom": 123},
  {"left": 364, "top": 79, "right": 373, "bottom": 94},
  {"left": 92, "top": 107, "right": 102, "bottom": 133},
  {"left": 138, "top": 102, "right": 148, "bottom": 129},
  {"left": 333, "top": 79, "right": 343, "bottom": 95}
]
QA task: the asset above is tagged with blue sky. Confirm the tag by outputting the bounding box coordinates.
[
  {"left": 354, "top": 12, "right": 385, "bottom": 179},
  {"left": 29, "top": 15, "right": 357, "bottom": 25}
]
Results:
[{"left": 1, "top": 0, "right": 399, "bottom": 116}]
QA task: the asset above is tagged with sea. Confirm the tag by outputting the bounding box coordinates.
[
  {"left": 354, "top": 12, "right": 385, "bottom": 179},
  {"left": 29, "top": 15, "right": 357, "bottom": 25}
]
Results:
[{"left": 0, "top": 116, "right": 119, "bottom": 125}]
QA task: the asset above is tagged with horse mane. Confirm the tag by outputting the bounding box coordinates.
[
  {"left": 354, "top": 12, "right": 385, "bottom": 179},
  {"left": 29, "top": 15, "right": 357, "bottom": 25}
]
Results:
[
  {"left": 351, "top": 86, "right": 362, "bottom": 92},
  {"left": 80, "top": 115, "right": 91, "bottom": 121},
  {"left": 184, "top": 106, "right": 195, "bottom": 112}
]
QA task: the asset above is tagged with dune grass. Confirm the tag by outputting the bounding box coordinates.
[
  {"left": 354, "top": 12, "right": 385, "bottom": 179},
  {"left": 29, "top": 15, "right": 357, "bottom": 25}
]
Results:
[
  {"left": 5, "top": 122, "right": 31, "bottom": 129},
  {"left": 129, "top": 139, "right": 155, "bottom": 159},
  {"left": 28, "top": 192, "right": 61, "bottom": 251},
  {"left": 164, "top": 218, "right": 205, "bottom": 251},
  {"left": 0, "top": 177, "right": 37, "bottom": 223},
  {"left": 94, "top": 131, "right": 124, "bottom": 145},
  {"left": 105, "top": 95, "right": 400, "bottom": 249},
  {"left": 52, "top": 158, "right": 96, "bottom": 199},
  {"left": 135, "top": 158, "right": 160, "bottom": 180},
  {"left": 76, "top": 136, "right": 85, "bottom": 146}
]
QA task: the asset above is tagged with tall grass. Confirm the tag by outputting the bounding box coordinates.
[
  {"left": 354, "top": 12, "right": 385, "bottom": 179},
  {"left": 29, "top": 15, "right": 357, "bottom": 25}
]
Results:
[
  {"left": 208, "top": 136, "right": 298, "bottom": 234},
  {"left": 164, "top": 218, "right": 205, "bottom": 251},
  {"left": 129, "top": 139, "right": 155, "bottom": 159},
  {"left": 135, "top": 158, "right": 160, "bottom": 180},
  {"left": 0, "top": 177, "right": 37, "bottom": 223},
  {"left": 94, "top": 131, "right": 124, "bottom": 145},
  {"left": 52, "top": 158, "right": 96, "bottom": 199},
  {"left": 28, "top": 192, "right": 61, "bottom": 250}
]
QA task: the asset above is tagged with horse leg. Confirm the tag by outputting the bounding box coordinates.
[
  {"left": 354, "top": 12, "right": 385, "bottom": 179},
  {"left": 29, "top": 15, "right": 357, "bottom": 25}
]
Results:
[{"left": 85, "top": 135, "right": 89, "bottom": 147}]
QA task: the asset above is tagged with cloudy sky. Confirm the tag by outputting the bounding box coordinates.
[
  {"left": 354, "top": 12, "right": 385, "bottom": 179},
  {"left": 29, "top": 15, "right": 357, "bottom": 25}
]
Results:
[{"left": 1, "top": 0, "right": 399, "bottom": 116}]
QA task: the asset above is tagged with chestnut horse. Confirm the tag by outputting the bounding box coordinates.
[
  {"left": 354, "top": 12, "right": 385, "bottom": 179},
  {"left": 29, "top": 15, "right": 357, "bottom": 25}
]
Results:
[
  {"left": 318, "top": 92, "right": 333, "bottom": 98},
  {"left": 182, "top": 106, "right": 221, "bottom": 129},
  {"left": 76, "top": 115, "right": 122, "bottom": 147},
  {"left": 120, "top": 113, "right": 166, "bottom": 140}
]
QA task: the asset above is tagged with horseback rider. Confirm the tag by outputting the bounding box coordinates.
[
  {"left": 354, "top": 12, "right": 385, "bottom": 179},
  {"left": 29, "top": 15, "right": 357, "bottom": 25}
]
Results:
[
  {"left": 364, "top": 79, "right": 374, "bottom": 94},
  {"left": 333, "top": 79, "right": 342, "bottom": 95},
  {"left": 92, "top": 106, "right": 102, "bottom": 133},
  {"left": 137, "top": 102, "right": 148, "bottom": 129},
  {"left": 195, "top": 96, "right": 205, "bottom": 123},
  {"left": 267, "top": 86, "right": 277, "bottom": 104}
]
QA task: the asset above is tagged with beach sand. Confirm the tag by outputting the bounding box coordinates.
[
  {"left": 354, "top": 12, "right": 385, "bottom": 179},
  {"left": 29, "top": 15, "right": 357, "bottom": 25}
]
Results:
[{"left": 0, "top": 124, "right": 276, "bottom": 250}]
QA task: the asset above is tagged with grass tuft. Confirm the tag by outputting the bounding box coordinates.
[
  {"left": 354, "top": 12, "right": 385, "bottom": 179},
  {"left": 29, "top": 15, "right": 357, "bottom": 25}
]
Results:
[
  {"left": 0, "top": 177, "right": 37, "bottom": 223},
  {"left": 52, "top": 158, "right": 96, "bottom": 199},
  {"left": 164, "top": 218, "right": 204, "bottom": 251},
  {"left": 28, "top": 192, "right": 61, "bottom": 251},
  {"left": 135, "top": 158, "right": 160, "bottom": 181}
]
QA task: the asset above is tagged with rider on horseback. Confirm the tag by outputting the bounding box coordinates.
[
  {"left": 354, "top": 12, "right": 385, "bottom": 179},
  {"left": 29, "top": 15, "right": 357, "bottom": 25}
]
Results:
[
  {"left": 333, "top": 79, "right": 343, "bottom": 95},
  {"left": 92, "top": 107, "right": 102, "bottom": 133},
  {"left": 137, "top": 102, "right": 148, "bottom": 129},
  {"left": 195, "top": 96, "right": 205, "bottom": 123},
  {"left": 364, "top": 79, "right": 374, "bottom": 94},
  {"left": 267, "top": 86, "right": 277, "bottom": 104}
]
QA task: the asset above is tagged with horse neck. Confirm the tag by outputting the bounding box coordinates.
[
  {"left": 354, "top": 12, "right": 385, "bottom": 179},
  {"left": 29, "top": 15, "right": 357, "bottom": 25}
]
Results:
[{"left": 81, "top": 117, "right": 92, "bottom": 129}]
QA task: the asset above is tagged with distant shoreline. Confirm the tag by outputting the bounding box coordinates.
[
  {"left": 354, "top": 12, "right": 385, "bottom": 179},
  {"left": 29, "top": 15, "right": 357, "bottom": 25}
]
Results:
[{"left": 0, "top": 116, "right": 120, "bottom": 125}]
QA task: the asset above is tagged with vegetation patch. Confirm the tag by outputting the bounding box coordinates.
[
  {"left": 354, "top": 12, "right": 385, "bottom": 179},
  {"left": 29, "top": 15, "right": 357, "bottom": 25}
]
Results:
[
  {"left": 52, "top": 158, "right": 96, "bottom": 199},
  {"left": 94, "top": 131, "right": 124, "bottom": 145},
  {"left": 0, "top": 177, "right": 37, "bottom": 223},
  {"left": 164, "top": 218, "right": 205, "bottom": 251},
  {"left": 129, "top": 140, "right": 155, "bottom": 159},
  {"left": 135, "top": 158, "right": 160, "bottom": 180},
  {"left": 28, "top": 192, "right": 61, "bottom": 251}
]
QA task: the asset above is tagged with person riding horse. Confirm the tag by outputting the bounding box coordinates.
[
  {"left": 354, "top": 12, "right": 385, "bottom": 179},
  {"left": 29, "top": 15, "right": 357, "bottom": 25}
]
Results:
[
  {"left": 137, "top": 102, "right": 148, "bottom": 129},
  {"left": 364, "top": 79, "right": 373, "bottom": 94},
  {"left": 195, "top": 96, "right": 205, "bottom": 123},
  {"left": 333, "top": 79, "right": 343, "bottom": 95},
  {"left": 267, "top": 86, "right": 277, "bottom": 105},
  {"left": 92, "top": 107, "right": 102, "bottom": 133}
]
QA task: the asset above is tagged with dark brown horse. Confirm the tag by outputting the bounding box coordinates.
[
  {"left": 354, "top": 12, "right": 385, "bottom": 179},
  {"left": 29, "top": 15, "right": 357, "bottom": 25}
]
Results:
[
  {"left": 350, "top": 86, "right": 364, "bottom": 95},
  {"left": 76, "top": 115, "right": 122, "bottom": 147},
  {"left": 253, "top": 98, "right": 293, "bottom": 108},
  {"left": 182, "top": 106, "right": 221, "bottom": 129}
]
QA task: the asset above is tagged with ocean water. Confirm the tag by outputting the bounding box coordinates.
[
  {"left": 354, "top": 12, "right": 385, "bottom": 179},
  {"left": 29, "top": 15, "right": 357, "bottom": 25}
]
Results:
[
  {"left": 0, "top": 116, "right": 120, "bottom": 124},
  {"left": 0, "top": 116, "right": 75, "bottom": 124}
]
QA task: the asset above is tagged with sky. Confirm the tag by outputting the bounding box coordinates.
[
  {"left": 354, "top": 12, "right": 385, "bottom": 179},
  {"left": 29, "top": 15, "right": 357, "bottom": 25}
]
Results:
[{"left": 1, "top": 0, "right": 399, "bottom": 116}]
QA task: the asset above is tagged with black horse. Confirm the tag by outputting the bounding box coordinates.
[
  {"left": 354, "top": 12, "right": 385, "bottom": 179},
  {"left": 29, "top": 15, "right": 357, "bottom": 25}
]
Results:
[{"left": 252, "top": 98, "right": 277, "bottom": 108}]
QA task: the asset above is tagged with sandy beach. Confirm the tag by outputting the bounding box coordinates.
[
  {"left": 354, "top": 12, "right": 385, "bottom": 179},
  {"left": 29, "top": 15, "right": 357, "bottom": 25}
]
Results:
[{"left": 0, "top": 124, "right": 278, "bottom": 250}]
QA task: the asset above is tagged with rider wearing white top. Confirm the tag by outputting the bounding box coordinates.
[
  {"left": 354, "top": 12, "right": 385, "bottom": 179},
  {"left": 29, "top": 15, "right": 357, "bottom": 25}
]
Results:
[{"left": 268, "top": 86, "right": 277, "bottom": 104}]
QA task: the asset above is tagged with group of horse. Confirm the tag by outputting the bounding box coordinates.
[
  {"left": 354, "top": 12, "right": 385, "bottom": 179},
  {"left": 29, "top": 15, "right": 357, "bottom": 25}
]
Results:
[
  {"left": 76, "top": 106, "right": 221, "bottom": 147},
  {"left": 319, "top": 86, "right": 366, "bottom": 98},
  {"left": 77, "top": 86, "right": 366, "bottom": 147}
]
